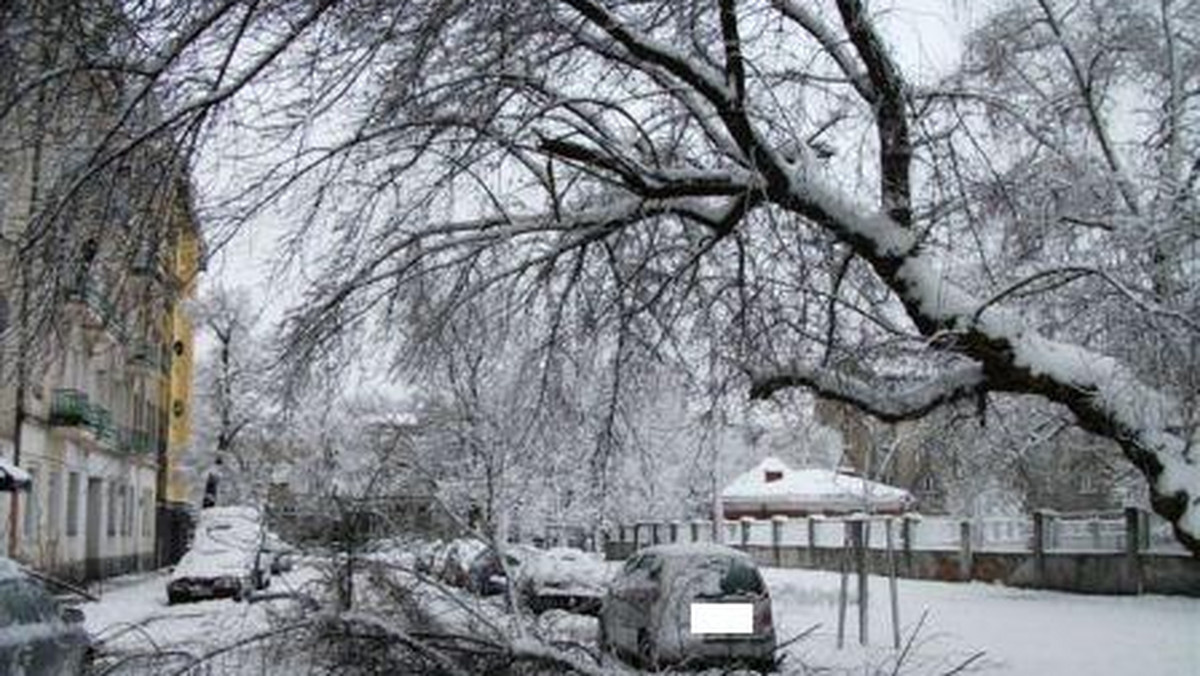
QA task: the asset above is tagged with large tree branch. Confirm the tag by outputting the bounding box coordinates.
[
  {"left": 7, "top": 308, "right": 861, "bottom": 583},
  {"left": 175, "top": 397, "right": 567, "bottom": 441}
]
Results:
[
  {"left": 749, "top": 363, "right": 985, "bottom": 423},
  {"left": 835, "top": 0, "right": 913, "bottom": 227},
  {"left": 771, "top": 0, "right": 877, "bottom": 103}
]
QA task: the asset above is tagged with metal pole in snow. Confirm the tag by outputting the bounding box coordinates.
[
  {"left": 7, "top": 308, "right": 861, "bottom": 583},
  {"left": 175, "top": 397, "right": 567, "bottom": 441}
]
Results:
[
  {"left": 887, "top": 517, "right": 900, "bottom": 649},
  {"left": 855, "top": 519, "right": 868, "bottom": 646},
  {"left": 837, "top": 521, "right": 849, "bottom": 649}
]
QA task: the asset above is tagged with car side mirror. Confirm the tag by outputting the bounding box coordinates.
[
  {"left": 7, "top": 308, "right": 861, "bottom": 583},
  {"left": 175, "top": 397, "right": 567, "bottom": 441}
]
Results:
[{"left": 61, "top": 607, "right": 85, "bottom": 624}]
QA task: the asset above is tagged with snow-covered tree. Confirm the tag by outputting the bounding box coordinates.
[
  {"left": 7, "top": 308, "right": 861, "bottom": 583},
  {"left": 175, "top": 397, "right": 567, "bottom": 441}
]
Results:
[
  {"left": 3, "top": 1, "right": 1196, "bottom": 553},
  {"left": 253, "top": 0, "right": 1198, "bottom": 553},
  {"left": 189, "top": 286, "right": 274, "bottom": 506}
]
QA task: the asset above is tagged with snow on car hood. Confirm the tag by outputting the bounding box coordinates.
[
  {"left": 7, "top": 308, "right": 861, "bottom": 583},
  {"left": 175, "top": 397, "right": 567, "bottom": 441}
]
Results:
[
  {"left": 519, "top": 547, "right": 609, "bottom": 592},
  {"left": 171, "top": 545, "right": 256, "bottom": 580}
]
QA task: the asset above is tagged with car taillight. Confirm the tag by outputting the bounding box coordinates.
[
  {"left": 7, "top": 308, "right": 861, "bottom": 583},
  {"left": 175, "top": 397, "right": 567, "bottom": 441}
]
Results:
[{"left": 755, "top": 598, "right": 773, "bottom": 634}]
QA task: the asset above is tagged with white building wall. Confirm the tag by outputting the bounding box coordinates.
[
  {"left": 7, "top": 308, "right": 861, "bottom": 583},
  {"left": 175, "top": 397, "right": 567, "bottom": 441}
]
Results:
[{"left": 11, "top": 418, "right": 157, "bottom": 577}]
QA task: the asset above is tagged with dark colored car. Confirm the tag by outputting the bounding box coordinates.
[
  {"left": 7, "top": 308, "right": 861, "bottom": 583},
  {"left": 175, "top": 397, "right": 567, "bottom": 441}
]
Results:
[
  {"left": 599, "top": 544, "right": 775, "bottom": 672},
  {"left": 0, "top": 559, "right": 91, "bottom": 674}
]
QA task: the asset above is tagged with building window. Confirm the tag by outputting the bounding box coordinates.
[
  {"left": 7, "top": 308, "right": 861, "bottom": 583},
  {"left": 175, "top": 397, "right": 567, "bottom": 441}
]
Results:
[
  {"left": 47, "top": 471, "right": 62, "bottom": 534},
  {"left": 919, "top": 474, "right": 937, "bottom": 492},
  {"left": 23, "top": 468, "right": 38, "bottom": 537},
  {"left": 66, "top": 473, "right": 80, "bottom": 537},
  {"left": 118, "top": 484, "right": 129, "bottom": 536},
  {"left": 141, "top": 489, "right": 154, "bottom": 538},
  {"left": 107, "top": 483, "right": 117, "bottom": 537}
]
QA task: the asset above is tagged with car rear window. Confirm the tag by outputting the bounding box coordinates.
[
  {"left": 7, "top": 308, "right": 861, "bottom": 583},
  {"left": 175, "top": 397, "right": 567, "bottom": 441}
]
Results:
[
  {"left": 677, "top": 555, "right": 765, "bottom": 599},
  {"left": 720, "top": 559, "right": 764, "bottom": 595}
]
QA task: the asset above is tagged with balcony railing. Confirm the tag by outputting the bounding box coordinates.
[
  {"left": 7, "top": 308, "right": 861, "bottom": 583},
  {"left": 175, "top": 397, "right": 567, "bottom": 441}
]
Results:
[
  {"left": 127, "top": 429, "right": 155, "bottom": 455},
  {"left": 128, "top": 340, "right": 169, "bottom": 374},
  {"left": 49, "top": 388, "right": 90, "bottom": 426},
  {"left": 49, "top": 389, "right": 150, "bottom": 453},
  {"left": 65, "top": 277, "right": 127, "bottom": 341},
  {"left": 50, "top": 388, "right": 115, "bottom": 444}
]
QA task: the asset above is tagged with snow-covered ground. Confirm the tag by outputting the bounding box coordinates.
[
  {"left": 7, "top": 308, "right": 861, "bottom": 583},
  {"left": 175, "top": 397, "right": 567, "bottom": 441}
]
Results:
[
  {"left": 77, "top": 562, "right": 1199, "bottom": 675},
  {"left": 83, "top": 565, "right": 323, "bottom": 673},
  {"left": 764, "top": 568, "right": 1200, "bottom": 675}
]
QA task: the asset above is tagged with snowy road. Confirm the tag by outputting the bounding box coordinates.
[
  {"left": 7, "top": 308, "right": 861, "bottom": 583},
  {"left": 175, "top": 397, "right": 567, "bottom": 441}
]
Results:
[
  {"left": 81, "top": 566, "right": 323, "bottom": 673},
  {"left": 76, "top": 564, "right": 1199, "bottom": 675}
]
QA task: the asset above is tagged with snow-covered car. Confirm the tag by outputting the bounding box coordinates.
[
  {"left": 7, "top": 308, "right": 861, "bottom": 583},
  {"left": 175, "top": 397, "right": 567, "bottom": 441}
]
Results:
[
  {"left": 167, "top": 506, "right": 277, "bottom": 604},
  {"left": 599, "top": 544, "right": 775, "bottom": 671},
  {"left": 0, "top": 557, "right": 91, "bottom": 674},
  {"left": 517, "top": 547, "right": 608, "bottom": 616}
]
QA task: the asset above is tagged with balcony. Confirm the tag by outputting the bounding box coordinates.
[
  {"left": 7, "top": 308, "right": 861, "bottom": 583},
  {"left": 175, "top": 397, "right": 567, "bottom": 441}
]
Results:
[
  {"left": 49, "top": 388, "right": 116, "bottom": 449},
  {"left": 64, "top": 278, "right": 126, "bottom": 340},
  {"left": 49, "top": 389, "right": 90, "bottom": 426},
  {"left": 127, "top": 429, "right": 155, "bottom": 455},
  {"left": 128, "top": 340, "right": 169, "bottom": 375}
]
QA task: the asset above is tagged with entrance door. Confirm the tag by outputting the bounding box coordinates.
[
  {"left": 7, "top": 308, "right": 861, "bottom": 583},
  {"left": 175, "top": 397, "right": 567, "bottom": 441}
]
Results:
[{"left": 86, "top": 478, "right": 102, "bottom": 580}]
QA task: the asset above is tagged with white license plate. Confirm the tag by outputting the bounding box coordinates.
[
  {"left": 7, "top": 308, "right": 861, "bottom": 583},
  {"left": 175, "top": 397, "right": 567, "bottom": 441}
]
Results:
[{"left": 690, "top": 602, "right": 754, "bottom": 635}]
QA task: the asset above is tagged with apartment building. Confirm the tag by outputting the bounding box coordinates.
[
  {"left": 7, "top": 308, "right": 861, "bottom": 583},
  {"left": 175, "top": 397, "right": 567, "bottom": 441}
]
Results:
[{"left": 0, "top": 4, "right": 201, "bottom": 580}]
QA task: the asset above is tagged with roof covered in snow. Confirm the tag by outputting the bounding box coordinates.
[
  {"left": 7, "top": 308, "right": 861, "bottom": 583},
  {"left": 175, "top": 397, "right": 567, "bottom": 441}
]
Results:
[{"left": 721, "top": 457, "right": 912, "bottom": 513}]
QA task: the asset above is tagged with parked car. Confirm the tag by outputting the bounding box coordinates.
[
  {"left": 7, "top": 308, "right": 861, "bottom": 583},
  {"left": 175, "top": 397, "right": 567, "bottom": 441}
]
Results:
[
  {"left": 167, "top": 506, "right": 277, "bottom": 604},
  {"left": 0, "top": 557, "right": 91, "bottom": 674},
  {"left": 516, "top": 547, "right": 608, "bottom": 616},
  {"left": 599, "top": 544, "right": 775, "bottom": 672}
]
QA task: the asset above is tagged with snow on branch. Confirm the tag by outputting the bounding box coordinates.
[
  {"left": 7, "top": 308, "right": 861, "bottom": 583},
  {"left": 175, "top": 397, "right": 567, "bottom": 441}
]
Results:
[{"left": 749, "top": 363, "right": 985, "bottom": 423}]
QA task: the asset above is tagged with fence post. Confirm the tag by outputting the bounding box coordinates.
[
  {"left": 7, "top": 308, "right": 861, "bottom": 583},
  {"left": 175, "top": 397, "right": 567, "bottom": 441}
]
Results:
[
  {"left": 669, "top": 521, "right": 679, "bottom": 543},
  {"left": 1124, "top": 507, "right": 1143, "bottom": 595},
  {"left": 959, "top": 519, "right": 973, "bottom": 581},
  {"left": 740, "top": 518, "right": 751, "bottom": 548},
  {"left": 711, "top": 518, "right": 720, "bottom": 543},
  {"left": 901, "top": 516, "right": 914, "bottom": 576},
  {"left": 772, "top": 516, "right": 784, "bottom": 567},
  {"left": 851, "top": 520, "right": 868, "bottom": 645},
  {"left": 690, "top": 521, "right": 699, "bottom": 543},
  {"left": 806, "top": 517, "right": 816, "bottom": 568},
  {"left": 1032, "top": 510, "right": 1046, "bottom": 586}
]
